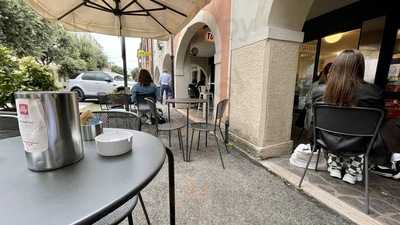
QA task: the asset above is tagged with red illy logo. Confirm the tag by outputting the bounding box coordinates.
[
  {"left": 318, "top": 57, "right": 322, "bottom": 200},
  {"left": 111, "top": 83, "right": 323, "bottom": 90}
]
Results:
[{"left": 19, "top": 104, "right": 29, "bottom": 115}]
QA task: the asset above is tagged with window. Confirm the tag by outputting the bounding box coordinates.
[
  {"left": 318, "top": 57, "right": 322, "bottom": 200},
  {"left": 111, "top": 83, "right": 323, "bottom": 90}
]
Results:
[
  {"left": 95, "top": 72, "right": 112, "bottom": 81},
  {"left": 81, "top": 72, "right": 97, "bottom": 80},
  {"left": 318, "top": 29, "right": 361, "bottom": 72},
  {"left": 113, "top": 75, "right": 124, "bottom": 81},
  {"left": 359, "top": 17, "right": 385, "bottom": 83},
  {"left": 294, "top": 40, "right": 317, "bottom": 110},
  {"left": 385, "top": 29, "right": 400, "bottom": 119}
]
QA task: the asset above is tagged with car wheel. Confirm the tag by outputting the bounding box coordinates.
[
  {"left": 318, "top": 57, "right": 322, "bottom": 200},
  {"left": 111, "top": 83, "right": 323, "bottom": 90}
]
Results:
[{"left": 72, "top": 88, "right": 85, "bottom": 102}]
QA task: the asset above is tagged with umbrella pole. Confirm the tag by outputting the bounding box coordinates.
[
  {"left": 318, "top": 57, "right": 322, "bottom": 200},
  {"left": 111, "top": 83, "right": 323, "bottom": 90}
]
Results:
[
  {"left": 121, "top": 36, "right": 129, "bottom": 110},
  {"left": 170, "top": 35, "right": 175, "bottom": 107},
  {"left": 121, "top": 36, "right": 128, "bottom": 89}
]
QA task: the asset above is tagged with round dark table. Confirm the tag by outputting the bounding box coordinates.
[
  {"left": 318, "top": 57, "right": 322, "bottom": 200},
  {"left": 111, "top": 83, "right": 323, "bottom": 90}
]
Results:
[
  {"left": 166, "top": 98, "right": 208, "bottom": 161},
  {"left": 0, "top": 128, "right": 175, "bottom": 225}
]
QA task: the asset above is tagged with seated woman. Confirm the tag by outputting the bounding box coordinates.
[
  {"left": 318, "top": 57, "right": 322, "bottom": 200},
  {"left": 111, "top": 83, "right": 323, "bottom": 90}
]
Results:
[
  {"left": 131, "top": 69, "right": 158, "bottom": 103},
  {"left": 320, "top": 49, "right": 385, "bottom": 184}
]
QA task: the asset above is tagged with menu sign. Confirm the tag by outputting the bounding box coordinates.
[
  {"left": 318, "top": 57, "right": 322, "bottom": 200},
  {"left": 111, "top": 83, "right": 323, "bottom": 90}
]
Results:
[{"left": 16, "top": 98, "right": 48, "bottom": 153}]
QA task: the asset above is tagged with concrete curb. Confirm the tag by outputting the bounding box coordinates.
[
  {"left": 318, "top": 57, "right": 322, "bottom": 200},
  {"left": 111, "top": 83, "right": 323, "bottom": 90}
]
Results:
[{"left": 234, "top": 142, "right": 384, "bottom": 225}]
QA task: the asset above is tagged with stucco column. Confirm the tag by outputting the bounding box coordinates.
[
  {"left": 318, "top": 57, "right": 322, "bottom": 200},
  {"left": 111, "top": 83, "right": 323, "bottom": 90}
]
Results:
[{"left": 229, "top": 37, "right": 300, "bottom": 159}]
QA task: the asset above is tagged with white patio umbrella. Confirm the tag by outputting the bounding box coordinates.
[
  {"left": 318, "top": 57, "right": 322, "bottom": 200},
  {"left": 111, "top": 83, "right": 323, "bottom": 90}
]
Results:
[{"left": 25, "top": 0, "right": 208, "bottom": 90}]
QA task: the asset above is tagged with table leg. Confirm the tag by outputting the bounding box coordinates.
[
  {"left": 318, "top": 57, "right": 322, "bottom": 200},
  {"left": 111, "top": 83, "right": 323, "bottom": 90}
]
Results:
[
  {"left": 186, "top": 104, "right": 190, "bottom": 162},
  {"left": 205, "top": 101, "right": 208, "bottom": 147},
  {"left": 166, "top": 147, "right": 176, "bottom": 225},
  {"left": 168, "top": 103, "right": 171, "bottom": 147}
]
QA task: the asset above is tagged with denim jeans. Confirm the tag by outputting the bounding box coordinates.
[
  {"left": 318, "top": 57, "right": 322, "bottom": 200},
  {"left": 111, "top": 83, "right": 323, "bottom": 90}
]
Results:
[{"left": 160, "top": 84, "right": 171, "bottom": 103}]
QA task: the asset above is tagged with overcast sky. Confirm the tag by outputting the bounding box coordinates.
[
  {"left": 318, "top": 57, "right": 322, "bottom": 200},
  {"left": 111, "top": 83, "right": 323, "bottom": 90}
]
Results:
[{"left": 89, "top": 33, "right": 141, "bottom": 72}]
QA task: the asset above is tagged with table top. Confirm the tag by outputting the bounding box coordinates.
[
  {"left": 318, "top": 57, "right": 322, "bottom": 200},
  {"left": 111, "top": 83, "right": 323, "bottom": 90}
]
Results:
[
  {"left": 0, "top": 128, "right": 166, "bottom": 225},
  {"left": 166, "top": 98, "right": 207, "bottom": 104}
]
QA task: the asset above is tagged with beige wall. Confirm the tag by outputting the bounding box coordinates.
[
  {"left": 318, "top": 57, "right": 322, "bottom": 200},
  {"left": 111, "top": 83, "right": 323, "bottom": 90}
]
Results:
[{"left": 229, "top": 0, "right": 314, "bottom": 158}]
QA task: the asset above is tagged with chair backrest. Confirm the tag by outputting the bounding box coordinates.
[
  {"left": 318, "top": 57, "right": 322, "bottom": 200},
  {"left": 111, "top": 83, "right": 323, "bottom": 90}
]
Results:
[
  {"left": 144, "top": 98, "right": 159, "bottom": 126},
  {"left": 97, "top": 92, "right": 111, "bottom": 110},
  {"left": 108, "top": 94, "right": 131, "bottom": 110},
  {"left": 313, "top": 103, "right": 384, "bottom": 155},
  {"left": 134, "top": 93, "right": 156, "bottom": 105},
  {"left": 214, "top": 99, "right": 229, "bottom": 127},
  {"left": 92, "top": 111, "right": 141, "bottom": 131},
  {"left": 0, "top": 114, "right": 20, "bottom": 140},
  {"left": 134, "top": 92, "right": 156, "bottom": 112}
]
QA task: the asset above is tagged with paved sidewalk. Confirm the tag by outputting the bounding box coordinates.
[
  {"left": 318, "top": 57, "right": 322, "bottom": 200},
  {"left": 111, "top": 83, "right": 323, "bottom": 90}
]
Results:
[{"left": 125, "top": 107, "right": 355, "bottom": 225}]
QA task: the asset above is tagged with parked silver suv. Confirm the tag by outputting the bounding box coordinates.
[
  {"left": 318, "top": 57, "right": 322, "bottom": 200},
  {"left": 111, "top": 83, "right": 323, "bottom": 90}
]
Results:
[{"left": 66, "top": 71, "right": 136, "bottom": 101}]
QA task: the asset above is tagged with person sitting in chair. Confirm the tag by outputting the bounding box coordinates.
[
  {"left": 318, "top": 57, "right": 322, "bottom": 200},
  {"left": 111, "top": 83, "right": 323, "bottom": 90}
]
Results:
[
  {"left": 131, "top": 69, "right": 158, "bottom": 103},
  {"left": 318, "top": 50, "right": 384, "bottom": 184},
  {"left": 321, "top": 50, "right": 400, "bottom": 182},
  {"left": 131, "top": 69, "right": 158, "bottom": 124}
]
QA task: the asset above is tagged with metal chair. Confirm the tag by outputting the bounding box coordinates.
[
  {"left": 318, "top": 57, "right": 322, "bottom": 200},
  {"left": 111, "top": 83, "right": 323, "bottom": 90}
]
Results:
[
  {"left": 97, "top": 92, "right": 111, "bottom": 110},
  {"left": 133, "top": 93, "right": 156, "bottom": 117},
  {"left": 189, "top": 99, "right": 229, "bottom": 169},
  {"left": 91, "top": 110, "right": 149, "bottom": 225},
  {"left": 298, "top": 103, "right": 384, "bottom": 214},
  {"left": 0, "top": 114, "right": 19, "bottom": 140},
  {"left": 145, "top": 98, "right": 186, "bottom": 160}
]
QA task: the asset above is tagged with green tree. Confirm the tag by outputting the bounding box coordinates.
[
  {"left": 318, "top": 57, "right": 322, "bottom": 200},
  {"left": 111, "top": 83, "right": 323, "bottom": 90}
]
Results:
[
  {"left": 58, "top": 57, "right": 87, "bottom": 79},
  {"left": 130, "top": 67, "right": 140, "bottom": 80},
  {"left": 111, "top": 64, "right": 124, "bottom": 75},
  {"left": 0, "top": 0, "right": 54, "bottom": 58}
]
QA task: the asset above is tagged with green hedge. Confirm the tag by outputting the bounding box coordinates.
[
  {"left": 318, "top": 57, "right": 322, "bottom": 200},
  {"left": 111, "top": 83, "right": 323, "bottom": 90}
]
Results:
[{"left": 0, "top": 45, "right": 57, "bottom": 109}]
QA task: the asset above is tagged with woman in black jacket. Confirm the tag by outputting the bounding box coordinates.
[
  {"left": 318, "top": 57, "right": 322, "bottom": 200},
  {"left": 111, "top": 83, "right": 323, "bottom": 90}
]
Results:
[{"left": 321, "top": 49, "right": 386, "bottom": 184}]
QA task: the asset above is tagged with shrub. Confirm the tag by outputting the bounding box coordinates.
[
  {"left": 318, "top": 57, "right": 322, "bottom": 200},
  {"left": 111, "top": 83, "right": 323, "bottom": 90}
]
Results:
[
  {"left": 18, "top": 56, "right": 57, "bottom": 91},
  {"left": 0, "top": 45, "right": 20, "bottom": 108},
  {"left": 0, "top": 45, "right": 57, "bottom": 109}
]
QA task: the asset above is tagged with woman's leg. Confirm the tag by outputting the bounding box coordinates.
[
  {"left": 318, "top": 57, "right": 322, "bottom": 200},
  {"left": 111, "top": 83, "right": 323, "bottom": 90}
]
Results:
[
  {"left": 327, "top": 153, "right": 344, "bottom": 179},
  {"left": 343, "top": 154, "right": 364, "bottom": 184}
]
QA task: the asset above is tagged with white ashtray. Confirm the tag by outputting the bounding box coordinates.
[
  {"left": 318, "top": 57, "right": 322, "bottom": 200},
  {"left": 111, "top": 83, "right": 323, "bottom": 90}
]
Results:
[{"left": 95, "top": 130, "right": 133, "bottom": 156}]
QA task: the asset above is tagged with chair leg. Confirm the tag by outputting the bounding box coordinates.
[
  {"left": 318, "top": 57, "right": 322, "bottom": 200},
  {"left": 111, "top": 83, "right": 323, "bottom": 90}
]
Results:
[
  {"left": 196, "top": 131, "right": 201, "bottom": 151},
  {"left": 177, "top": 129, "right": 185, "bottom": 161},
  {"left": 189, "top": 129, "right": 195, "bottom": 162},
  {"left": 298, "top": 145, "right": 316, "bottom": 188},
  {"left": 128, "top": 214, "right": 134, "bottom": 225},
  {"left": 315, "top": 147, "right": 321, "bottom": 171},
  {"left": 168, "top": 130, "right": 171, "bottom": 147},
  {"left": 214, "top": 134, "right": 225, "bottom": 169},
  {"left": 365, "top": 155, "right": 370, "bottom": 214},
  {"left": 219, "top": 126, "right": 229, "bottom": 153},
  {"left": 138, "top": 193, "right": 151, "bottom": 225}
]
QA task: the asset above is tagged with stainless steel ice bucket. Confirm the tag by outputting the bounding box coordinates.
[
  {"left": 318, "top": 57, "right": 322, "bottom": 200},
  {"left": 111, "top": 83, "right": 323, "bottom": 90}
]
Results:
[
  {"left": 15, "top": 91, "right": 84, "bottom": 171},
  {"left": 81, "top": 121, "right": 103, "bottom": 141}
]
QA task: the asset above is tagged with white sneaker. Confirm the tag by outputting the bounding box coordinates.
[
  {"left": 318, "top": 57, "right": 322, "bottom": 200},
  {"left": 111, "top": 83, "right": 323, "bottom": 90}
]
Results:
[
  {"left": 329, "top": 169, "right": 342, "bottom": 179},
  {"left": 343, "top": 174, "right": 356, "bottom": 185},
  {"left": 356, "top": 174, "right": 363, "bottom": 182}
]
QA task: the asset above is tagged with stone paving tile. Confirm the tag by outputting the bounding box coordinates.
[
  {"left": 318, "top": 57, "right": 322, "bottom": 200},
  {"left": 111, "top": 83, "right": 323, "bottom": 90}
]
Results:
[{"left": 270, "top": 156, "right": 400, "bottom": 225}]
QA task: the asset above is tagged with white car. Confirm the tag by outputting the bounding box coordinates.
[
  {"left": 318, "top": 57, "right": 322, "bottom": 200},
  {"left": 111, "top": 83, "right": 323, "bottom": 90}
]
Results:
[{"left": 67, "top": 71, "right": 136, "bottom": 101}]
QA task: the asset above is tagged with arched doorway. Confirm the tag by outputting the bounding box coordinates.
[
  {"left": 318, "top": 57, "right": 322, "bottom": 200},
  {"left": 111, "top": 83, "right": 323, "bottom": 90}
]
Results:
[{"left": 175, "top": 11, "right": 221, "bottom": 113}]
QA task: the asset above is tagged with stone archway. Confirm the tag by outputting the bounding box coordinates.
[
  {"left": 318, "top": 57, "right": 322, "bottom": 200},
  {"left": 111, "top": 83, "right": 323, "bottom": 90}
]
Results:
[
  {"left": 174, "top": 10, "right": 222, "bottom": 105},
  {"left": 162, "top": 54, "right": 172, "bottom": 73},
  {"left": 154, "top": 67, "right": 160, "bottom": 84}
]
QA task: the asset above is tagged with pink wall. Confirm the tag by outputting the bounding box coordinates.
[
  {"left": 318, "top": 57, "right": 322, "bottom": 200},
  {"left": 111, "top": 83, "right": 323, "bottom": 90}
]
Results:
[
  {"left": 174, "top": 0, "right": 231, "bottom": 99},
  {"left": 203, "top": 0, "right": 231, "bottom": 99}
]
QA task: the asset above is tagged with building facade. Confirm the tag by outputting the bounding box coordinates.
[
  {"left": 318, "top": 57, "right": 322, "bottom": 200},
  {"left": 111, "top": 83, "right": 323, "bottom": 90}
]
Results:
[{"left": 143, "top": 0, "right": 400, "bottom": 159}]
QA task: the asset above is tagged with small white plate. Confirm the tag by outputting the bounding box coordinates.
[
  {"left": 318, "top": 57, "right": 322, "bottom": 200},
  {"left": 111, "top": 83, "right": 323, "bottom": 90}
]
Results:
[{"left": 95, "top": 130, "right": 133, "bottom": 156}]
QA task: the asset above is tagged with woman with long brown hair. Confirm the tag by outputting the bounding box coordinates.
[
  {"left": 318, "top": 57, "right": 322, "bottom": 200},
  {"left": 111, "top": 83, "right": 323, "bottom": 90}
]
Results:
[
  {"left": 322, "top": 49, "right": 400, "bottom": 183},
  {"left": 322, "top": 49, "right": 384, "bottom": 184},
  {"left": 131, "top": 69, "right": 158, "bottom": 102}
]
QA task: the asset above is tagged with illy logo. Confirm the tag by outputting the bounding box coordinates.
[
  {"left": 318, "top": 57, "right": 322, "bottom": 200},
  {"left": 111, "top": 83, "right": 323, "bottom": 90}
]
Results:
[{"left": 19, "top": 104, "right": 29, "bottom": 115}]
